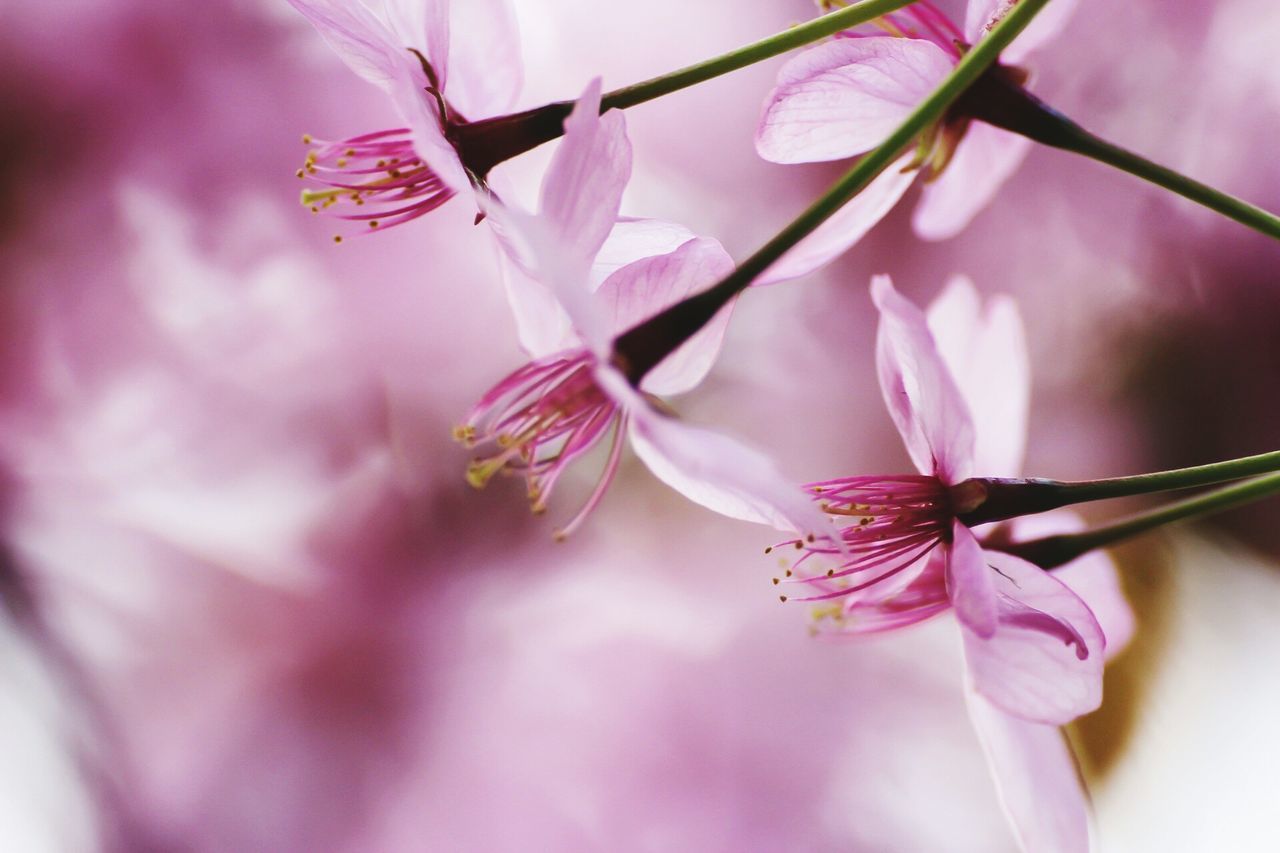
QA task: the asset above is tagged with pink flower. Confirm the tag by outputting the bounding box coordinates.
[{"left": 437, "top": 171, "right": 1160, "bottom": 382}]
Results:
[
  {"left": 459, "top": 81, "right": 828, "bottom": 539},
  {"left": 754, "top": 0, "right": 1075, "bottom": 283},
  {"left": 288, "top": 0, "right": 522, "bottom": 235},
  {"left": 777, "top": 275, "right": 1133, "bottom": 852}
]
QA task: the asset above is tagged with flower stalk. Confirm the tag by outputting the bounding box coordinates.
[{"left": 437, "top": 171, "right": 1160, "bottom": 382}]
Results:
[
  {"left": 1004, "top": 471, "right": 1280, "bottom": 569},
  {"left": 955, "top": 448, "right": 1280, "bottom": 525},
  {"left": 959, "top": 71, "right": 1280, "bottom": 241},
  {"left": 611, "top": 0, "right": 1056, "bottom": 386}
]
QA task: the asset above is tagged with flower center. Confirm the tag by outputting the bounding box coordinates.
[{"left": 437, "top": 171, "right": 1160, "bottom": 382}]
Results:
[
  {"left": 296, "top": 129, "right": 456, "bottom": 241},
  {"left": 771, "top": 475, "right": 953, "bottom": 602},
  {"left": 456, "top": 350, "right": 623, "bottom": 534}
]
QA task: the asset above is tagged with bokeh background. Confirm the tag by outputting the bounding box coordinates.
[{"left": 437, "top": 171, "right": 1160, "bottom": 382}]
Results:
[{"left": 2, "top": 0, "right": 1278, "bottom": 849}]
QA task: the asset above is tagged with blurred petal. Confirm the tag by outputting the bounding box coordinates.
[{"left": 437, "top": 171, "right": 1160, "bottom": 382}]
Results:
[
  {"left": 756, "top": 154, "right": 916, "bottom": 285},
  {"left": 926, "top": 276, "right": 1029, "bottom": 477},
  {"left": 287, "top": 0, "right": 406, "bottom": 86},
  {"left": 756, "top": 38, "right": 953, "bottom": 163},
  {"left": 596, "top": 369, "right": 830, "bottom": 536},
  {"left": 964, "top": 550, "right": 1105, "bottom": 724},
  {"left": 912, "top": 122, "right": 1032, "bottom": 240},
  {"left": 444, "top": 0, "right": 523, "bottom": 118},
  {"left": 965, "top": 0, "right": 1079, "bottom": 65},
  {"left": 947, "top": 522, "right": 998, "bottom": 638},
  {"left": 590, "top": 219, "right": 698, "bottom": 289},
  {"left": 871, "top": 275, "right": 975, "bottom": 482},
  {"left": 966, "top": 691, "right": 1093, "bottom": 853},
  {"left": 540, "top": 78, "right": 633, "bottom": 270},
  {"left": 595, "top": 237, "right": 735, "bottom": 396},
  {"left": 1008, "top": 513, "right": 1136, "bottom": 659}
]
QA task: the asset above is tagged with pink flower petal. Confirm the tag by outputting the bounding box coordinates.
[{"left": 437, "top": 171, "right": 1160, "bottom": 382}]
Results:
[
  {"left": 965, "top": 0, "right": 1079, "bottom": 65},
  {"left": 963, "top": 550, "right": 1105, "bottom": 724},
  {"left": 1007, "top": 513, "right": 1135, "bottom": 660},
  {"left": 595, "top": 369, "right": 831, "bottom": 536},
  {"left": 389, "top": 75, "right": 470, "bottom": 192},
  {"left": 489, "top": 226, "right": 574, "bottom": 357},
  {"left": 966, "top": 691, "right": 1093, "bottom": 853},
  {"left": 912, "top": 122, "right": 1032, "bottom": 241},
  {"left": 594, "top": 237, "right": 735, "bottom": 396},
  {"left": 756, "top": 38, "right": 954, "bottom": 164},
  {"left": 925, "top": 276, "right": 1029, "bottom": 477},
  {"left": 870, "top": 275, "right": 975, "bottom": 482},
  {"left": 947, "top": 522, "right": 999, "bottom": 638},
  {"left": 287, "top": 0, "right": 406, "bottom": 86},
  {"left": 756, "top": 154, "right": 917, "bottom": 285},
  {"left": 590, "top": 219, "right": 698, "bottom": 290},
  {"left": 539, "top": 78, "right": 633, "bottom": 272},
  {"left": 443, "top": 0, "right": 523, "bottom": 119},
  {"left": 380, "top": 0, "right": 451, "bottom": 86}
]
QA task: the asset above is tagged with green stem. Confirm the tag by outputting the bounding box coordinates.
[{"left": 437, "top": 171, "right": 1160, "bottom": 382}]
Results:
[
  {"left": 612, "top": 0, "right": 1056, "bottom": 384},
  {"left": 956, "top": 449, "right": 1280, "bottom": 525},
  {"left": 455, "top": 0, "right": 915, "bottom": 176},
  {"left": 600, "top": 0, "right": 914, "bottom": 112},
  {"left": 1005, "top": 472, "right": 1280, "bottom": 569},
  {"left": 962, "top": 75, "right": 1280, "bottom": 241}
]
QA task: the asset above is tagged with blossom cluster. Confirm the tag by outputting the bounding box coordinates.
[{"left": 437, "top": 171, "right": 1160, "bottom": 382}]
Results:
[{"left": 274, "top": 0, "right": 1153, "bottom": 848}]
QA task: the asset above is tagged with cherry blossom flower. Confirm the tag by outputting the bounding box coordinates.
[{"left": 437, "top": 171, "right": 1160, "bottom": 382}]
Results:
[
  {"left": 457, "top": 81, "right": 827, "bottom": 540},
  {"left": 287, "top": 0, "right": 522, "bottom": 236},
  {"left": 775, "top": 275, "right": 1133, "bottom": 852},
  {"left": 754, "top": 0, "right": 1075, "bottom": 283}
]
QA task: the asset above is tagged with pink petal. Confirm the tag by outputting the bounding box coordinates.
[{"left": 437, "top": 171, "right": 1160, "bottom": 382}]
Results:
[
  {"left": 389, "top": 75, "right": 470, "bottom": 192},
  {"left": 590, "top": 219, "right": 698, "bottom": 289},
  {"left": 595, "top": 369, "right": 831, "bottom": 536},
  {"left": 443, "top": 0, "right": 523, "bottom": 119},
  {"left": 947, "top": 522, "right": 999, "bottom": 638},
  {"left": 595, "top": 237, "right": 735, "bottom": 396},
  {"left": 287, "top": 0, "right": 406, "bottom": 86},
  {"left": 912, "top": 122, "right": 1032, "bottom": 241},
  {"left": 539, "top": 78, "right": 633, "bottom": 271},
  {"left": 1007, "top": 513, "right": 1135, "bottom": 660},
  {"left": 925, "top": 276, "right": 1029, "bottom": 477},
  {"left": 966, "top": 691, "right": 1093, "bottom": 853},
  {"left": 965, "top": 0, "right": 1079, "bottom": 65},
  {"left": 756, "top": 38, "right": 954, "bottom": 164},
  {"left": 381, "top": 0, "right": 451, "bottom": 87},
  {"left": 490, "top": 226, "right": 573, "bottom": 357},
  {"left": 871, "top": 275, "right": 975, "bottom": 482},
  {"left": 963, "top": 550, "right": 1105, "bottom": 725},
  {"left": 755, "top": 154, "right": 916, "bottom": 285}
]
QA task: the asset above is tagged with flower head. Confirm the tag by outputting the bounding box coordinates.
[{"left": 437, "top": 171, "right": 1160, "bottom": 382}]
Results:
[
  {"left": 458, "top": 82, "right": 829, "bottom": 540},
  {"left": 769, "top": 274, "right": 1132, "bottom": 853},
  {"left": 288, "top": 0, "right": 522, "bottom": 237},
  {"left": 755, "top": 0, "right": 1075, "bottom": 283}
]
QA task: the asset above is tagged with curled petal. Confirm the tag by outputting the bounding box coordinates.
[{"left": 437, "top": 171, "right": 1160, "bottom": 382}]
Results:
[
  {"left": 756, "top": 154, "right": 916, "bottom": 286},
  {"left": 595, "top": 237, "right": 735, "bottom": 396},
  {"left": 595, "top": 369, "right": 830, "bottom": 537},
  {"left": 288, "top": 0, "right": 406, "bottom": 86},
  {"left": 925, "top": 276, "right": 1029, "bottom": 477},
  {"left": 965, "top": 0, "right": 1079, "bottom": 65},
  {"left": 444, "top": 0, "right": 523, "bottom": 118},
  {"left": 947, "top": 522, "right": 998, "bottom": 638},
  {"left": 963, "top": 550, "right": 1105, "bottom": 725},
  {"left": 966, "top": 691, "right": 1093, "bottom": 853},
  {"left": 756, "top": 38, "right": 954, "bottom": 164},
  {"left": 1008, "top": 513, "right": 1135, "bottom": 660},
  {"left": 912, "top": 122, "right": 1032, "bottom": 241},
  {"left": 540, "top": 78, "right": 633, "bottom": 272},
  {"left": 871, "top": 275, "right": 975, "bottom": 482}
]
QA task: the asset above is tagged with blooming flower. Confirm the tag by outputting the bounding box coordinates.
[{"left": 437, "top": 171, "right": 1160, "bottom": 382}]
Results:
[
  {"left": 458, "top": 81, "right": 829, "bottom": 540},
  {"left": 754, "top": 0, "right": 1075, "bottom": 282},
  {"left": 288, "top": 0, "right": 522, "bottom": 236},
  {"left": 774, "top": 275, "right": 1132, "bottom": 852}
]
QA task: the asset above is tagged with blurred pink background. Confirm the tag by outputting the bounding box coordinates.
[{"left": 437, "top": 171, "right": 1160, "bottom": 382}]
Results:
[{"left": 2, "top": 0, "right": 1279, "bottom": 849}]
